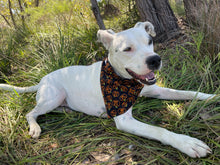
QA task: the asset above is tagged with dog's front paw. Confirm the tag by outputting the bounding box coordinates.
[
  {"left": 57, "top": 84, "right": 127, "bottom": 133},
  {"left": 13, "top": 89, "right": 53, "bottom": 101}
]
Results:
[
  {"left": 29, "top": 123, "right": 41, "bottom": 138},
  {"left": 172, "top": 134, "right": 211, "bottom": 158}
]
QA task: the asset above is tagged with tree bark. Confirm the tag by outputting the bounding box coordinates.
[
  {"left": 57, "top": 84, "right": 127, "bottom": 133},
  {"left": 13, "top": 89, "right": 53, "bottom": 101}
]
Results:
[
  {"left": 135, "top": 0, "right": 179, "bottom": 42},
  {"left": 183, "top": 0, "right": 220, "bottom": 56},
  {"left": 35, "top": 0, "right": 39, "bottom": 7},
  {"left": 90, "top": 0, "right": 106, "bottom": 30},
  {"left": 183, "top": 0, "right": 220, "bottom": 26},
  {"left": 183, "top": 0, "right": 211, "bottom": 25}
]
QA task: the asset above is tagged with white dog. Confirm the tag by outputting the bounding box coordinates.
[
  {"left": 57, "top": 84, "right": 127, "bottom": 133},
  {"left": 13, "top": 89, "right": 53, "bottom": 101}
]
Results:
[{"left": 0, "top": 22, "right": 216, "bottom": 158}]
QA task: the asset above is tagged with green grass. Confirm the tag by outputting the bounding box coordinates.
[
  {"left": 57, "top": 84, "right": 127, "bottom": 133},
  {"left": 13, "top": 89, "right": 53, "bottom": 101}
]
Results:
[
  {"left": 1, "top": 33, "right": 220, "bottom": 164},
  {"left": 0, "top": 0, "right": 220, "bottom": 164}
]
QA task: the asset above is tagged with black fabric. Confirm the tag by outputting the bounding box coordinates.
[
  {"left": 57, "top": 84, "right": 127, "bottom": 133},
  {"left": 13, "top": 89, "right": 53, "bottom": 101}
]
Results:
[{"left": 100, "top": 59, "right": 144, "bottom": 118}]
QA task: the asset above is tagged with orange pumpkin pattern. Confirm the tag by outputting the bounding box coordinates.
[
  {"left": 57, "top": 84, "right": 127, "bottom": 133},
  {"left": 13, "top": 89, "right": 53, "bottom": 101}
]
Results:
[{"left": 101, "top": 59, "right": 144, "bottom": 118}]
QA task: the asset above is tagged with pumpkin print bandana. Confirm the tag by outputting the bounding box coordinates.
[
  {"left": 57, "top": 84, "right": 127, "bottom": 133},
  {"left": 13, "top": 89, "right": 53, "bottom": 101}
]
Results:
[{"left": 100, "top": 59, "right": 144, "bottom": 118}]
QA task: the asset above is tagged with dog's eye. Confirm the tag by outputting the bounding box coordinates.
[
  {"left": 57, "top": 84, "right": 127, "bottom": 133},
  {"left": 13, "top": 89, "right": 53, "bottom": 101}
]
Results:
[
  {"left": 148, "top": 38, "right": 153, "bottom": 45},
  {"left": 123, "top": 47, "right": 132, "bottom": 52}
]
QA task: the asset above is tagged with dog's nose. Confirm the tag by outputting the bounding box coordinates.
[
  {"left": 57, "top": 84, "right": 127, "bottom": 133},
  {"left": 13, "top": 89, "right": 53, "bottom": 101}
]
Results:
[{"left": 146, "top": 55, "right": 161, "bottom": 70}]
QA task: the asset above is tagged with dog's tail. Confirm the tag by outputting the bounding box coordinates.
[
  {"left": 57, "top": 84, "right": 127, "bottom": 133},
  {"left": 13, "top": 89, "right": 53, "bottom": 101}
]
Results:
[{"left": 0, "top": 84, "right": 39, "bottom": 93}]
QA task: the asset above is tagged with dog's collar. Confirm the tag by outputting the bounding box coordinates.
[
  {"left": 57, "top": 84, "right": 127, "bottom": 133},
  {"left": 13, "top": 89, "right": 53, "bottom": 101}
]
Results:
[{"left": 100, "top": 59, "right": 144, "bottom": 118}]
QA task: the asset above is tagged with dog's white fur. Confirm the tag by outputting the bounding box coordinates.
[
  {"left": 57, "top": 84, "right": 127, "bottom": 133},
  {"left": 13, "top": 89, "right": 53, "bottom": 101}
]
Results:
[{"left": 0, "top": 22, "right": 215, "bottom": 158}]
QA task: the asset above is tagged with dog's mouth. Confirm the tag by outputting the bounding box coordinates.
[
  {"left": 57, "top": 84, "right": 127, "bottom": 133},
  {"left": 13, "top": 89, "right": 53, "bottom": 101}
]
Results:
[{"left": 126, "top": 68, "right": 156, "bottom": 85}]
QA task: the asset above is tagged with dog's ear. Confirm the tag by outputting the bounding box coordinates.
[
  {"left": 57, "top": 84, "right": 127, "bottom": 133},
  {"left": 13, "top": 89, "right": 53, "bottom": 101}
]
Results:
[
  {"left": 97, "top": 29, "right": 114, "bottom": 49},
  {"left": 134, "top": 21, "right": 156, "bottom": 37}
]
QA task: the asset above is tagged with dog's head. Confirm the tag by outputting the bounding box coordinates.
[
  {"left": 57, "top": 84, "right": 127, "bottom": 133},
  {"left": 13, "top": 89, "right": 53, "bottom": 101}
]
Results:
[{"left": 97, "top": 21, "right": 161, "bottom": 85}]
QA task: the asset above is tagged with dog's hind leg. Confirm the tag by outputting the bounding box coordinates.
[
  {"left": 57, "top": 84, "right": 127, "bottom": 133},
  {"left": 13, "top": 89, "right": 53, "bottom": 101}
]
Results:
[{"left": 26, "top": 85, "right": 66, "bottom": 138}]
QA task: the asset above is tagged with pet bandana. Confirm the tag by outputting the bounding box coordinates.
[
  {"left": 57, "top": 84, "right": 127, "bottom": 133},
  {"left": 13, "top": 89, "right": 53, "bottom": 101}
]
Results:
[{"left": 100, "top": 59, "right": 144, "bottom": 118}]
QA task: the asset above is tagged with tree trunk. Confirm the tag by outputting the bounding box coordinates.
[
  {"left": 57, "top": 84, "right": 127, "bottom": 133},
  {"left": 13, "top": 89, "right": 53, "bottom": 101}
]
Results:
[
  {"left": 35, "top": 0, "right": 39, "bottom": 7},
  {"left": 135, "top": 0, "right": 179, "bottom": 42},
  {"left": 182, "top": 0, "right": 219, "bottom": 26},
  {"left": 90, "top": 0, "right": 106, "bottom": 30},
  {"left": 183, "top": 0, "right": 206, "bottom": 25},
  {"left": 183, "top": 0, "right": 220, "bottom": 56}
]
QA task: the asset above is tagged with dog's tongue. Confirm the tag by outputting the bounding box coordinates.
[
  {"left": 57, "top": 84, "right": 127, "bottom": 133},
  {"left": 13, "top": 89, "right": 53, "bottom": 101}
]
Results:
[
  {"left": 140, "top": 71, "right": 155, "bottom": 81},
  {"left": 139, "top": 71, "right": 156, "bottom": 85},
  {"left": 126, "top": 68, "right": 156, "bottom": 85}
]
